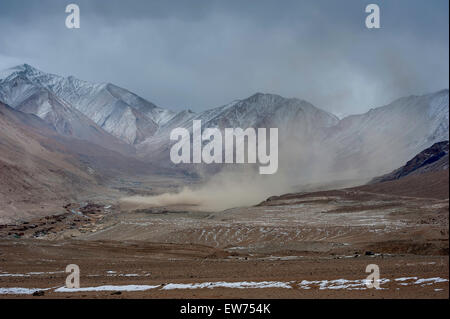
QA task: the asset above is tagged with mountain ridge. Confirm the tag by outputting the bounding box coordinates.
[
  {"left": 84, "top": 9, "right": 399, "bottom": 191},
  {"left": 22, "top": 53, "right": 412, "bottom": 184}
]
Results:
[
  {"left": 369, "top": 141, "right": 449, "bottom": 184},
  {"left": 1, "top": 64, "right": 448, "bottom": 182},
  {"left": 0, "top": 64, "right": 175, "bottom": 144}
]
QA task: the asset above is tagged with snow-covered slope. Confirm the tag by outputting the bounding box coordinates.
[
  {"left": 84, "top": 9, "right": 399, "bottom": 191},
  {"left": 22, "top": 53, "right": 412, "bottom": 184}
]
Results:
[
  {"left": 0, "top": 64, "right": 175, "bottom": 144},
  {"left": 324, "top": 89, "right": 449, "bottom": 177},
  {"left": 13, "top": 87, "right": 135, "bottom": 154},
  {"left": 156, "top": 93, "right": 338, "bottom": 135},
  {"left": 138, "top": 93, "right": 340, "bottom": 163},
  {"left": 139, "top": 89, "right": 449, "bottom": 183}
]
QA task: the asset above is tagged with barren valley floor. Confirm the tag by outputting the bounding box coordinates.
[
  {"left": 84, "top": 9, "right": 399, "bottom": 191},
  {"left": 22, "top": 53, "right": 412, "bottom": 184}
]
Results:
[
  {"left": 0, "top": 172, "right": 448, "bottom": 298},
  {"left": 0, "top": 239, "right": 448, "bottom": 298}
]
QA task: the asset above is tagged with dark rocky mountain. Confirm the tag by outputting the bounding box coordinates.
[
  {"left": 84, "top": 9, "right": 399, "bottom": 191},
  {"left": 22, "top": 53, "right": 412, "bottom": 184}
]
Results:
[{"left": 369, "top": 141, "right": 449, "bottom": 184}]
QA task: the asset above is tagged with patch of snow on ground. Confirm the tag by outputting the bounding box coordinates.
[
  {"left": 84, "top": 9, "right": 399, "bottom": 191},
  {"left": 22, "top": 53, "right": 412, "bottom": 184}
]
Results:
[
  {"left": 54, "top": 284, "right": 160, "bottom": 292},
  {"left": 162, "top": 281, "right": 293, "bottom": 290},
  {"left": 0, "top": 287, "right": 50, "bottom": 294}
]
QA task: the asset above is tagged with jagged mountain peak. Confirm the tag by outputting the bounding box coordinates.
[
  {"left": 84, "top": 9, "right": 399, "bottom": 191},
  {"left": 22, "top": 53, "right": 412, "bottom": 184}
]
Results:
[
  {"left": 233, "top": 92, "right": 340, "bottom": 123},
  {"left": 0, "top": 64, "right": 176, "bottom": 144},
  {"left": 243, "top": 92, "right": 312, "bottom": 104},
  {"left": 242, "top": 92, "right": 301, "bottom": 106},
  {"left": 246, "top": 92, "right": 282, "bottom": 101},
  {"left": 0, "top": 63, "right": 48, "bottom": 82}
]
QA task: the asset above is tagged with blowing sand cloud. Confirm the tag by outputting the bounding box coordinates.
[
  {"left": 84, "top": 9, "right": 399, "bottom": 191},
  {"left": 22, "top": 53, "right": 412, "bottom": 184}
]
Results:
[
  {"left": 120, "top": 169, "right": 290, "bottom": 211},
  {"left": 120, "top": 138, "right": 364, "bottom": 211}
]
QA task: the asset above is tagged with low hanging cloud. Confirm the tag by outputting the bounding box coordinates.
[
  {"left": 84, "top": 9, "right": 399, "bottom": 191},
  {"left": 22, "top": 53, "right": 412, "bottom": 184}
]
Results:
[{"left": 0, "top": 0, "right": 448, "bottom": 116}]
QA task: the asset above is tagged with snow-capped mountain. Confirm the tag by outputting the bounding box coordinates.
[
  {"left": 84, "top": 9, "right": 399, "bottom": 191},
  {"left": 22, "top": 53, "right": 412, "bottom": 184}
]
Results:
[
  {"left": 164, "top": 92, "right": 338, "bottom": 134},
  {"left": 12, "top": 87, "right": 134, "bottom": 153},
  {"left": 324, "top": 89, "right": 449, "bottom": 178},
  {"left": 0, "top": 64, "right": 448, "bottom": 182},
  {"left": 138, "top": 92, "right": 340, "bottom": 163},
  {"left": 0, "top": 64, "right": 175, "bottom": 144}
]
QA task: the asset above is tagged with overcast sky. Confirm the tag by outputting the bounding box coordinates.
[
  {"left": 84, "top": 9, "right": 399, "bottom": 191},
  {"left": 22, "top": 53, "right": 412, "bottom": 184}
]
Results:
[{"left": 0, "top": 0, "right": 448, "bottom": 116}]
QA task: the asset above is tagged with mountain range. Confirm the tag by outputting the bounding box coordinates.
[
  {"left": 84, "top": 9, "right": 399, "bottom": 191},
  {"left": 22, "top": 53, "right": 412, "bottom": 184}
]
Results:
[{"left": 0, "top": 63, "right": 448, "bottom": 181}]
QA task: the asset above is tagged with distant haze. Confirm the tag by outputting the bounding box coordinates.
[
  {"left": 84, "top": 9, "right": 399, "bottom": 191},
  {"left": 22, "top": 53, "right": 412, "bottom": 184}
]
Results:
[{"left": 0, "top": 0, "right": 448, "bottom": 115}]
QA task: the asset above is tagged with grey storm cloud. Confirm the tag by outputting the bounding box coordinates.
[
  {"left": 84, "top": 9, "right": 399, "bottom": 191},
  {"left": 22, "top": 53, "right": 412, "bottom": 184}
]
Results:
[{"left": 0, "top": 0, "right": 448, "bottom": 115}]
